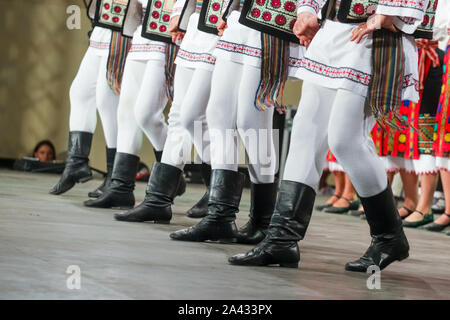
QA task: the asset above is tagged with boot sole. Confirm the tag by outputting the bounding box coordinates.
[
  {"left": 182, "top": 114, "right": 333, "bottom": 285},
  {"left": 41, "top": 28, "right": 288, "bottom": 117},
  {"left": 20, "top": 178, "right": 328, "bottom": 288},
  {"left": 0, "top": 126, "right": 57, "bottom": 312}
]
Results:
[
  {"left": 346, "top": 252, "right": 410, "bottom": 272},
  {"left": 78, "top": 175, "right": 93, "bottom": 183},
  {"left": 230, "top": 261, "right": 299, "bottom": 268}
]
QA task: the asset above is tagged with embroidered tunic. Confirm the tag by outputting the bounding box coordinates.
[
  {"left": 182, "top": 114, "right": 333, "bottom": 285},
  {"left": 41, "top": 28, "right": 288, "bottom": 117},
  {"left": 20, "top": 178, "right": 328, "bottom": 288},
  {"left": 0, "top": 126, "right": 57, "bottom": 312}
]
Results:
[
  {"left": 89, "top": 27, "right": 113, "bottom": 56},
  {"left": 295, "top": 0, "right": 428, "bottom": 102},
  {"left": 383, "top": 48, "right": 444, "bottom": 174},
  {"left": 173, "top": 0, "right": 220, "bottom": 71},
  {"left": 214, "top": 0, "right": 305, "bottom": 76},
  {"left": 127, "top": 0, "right": 168, "bottom": 61}
]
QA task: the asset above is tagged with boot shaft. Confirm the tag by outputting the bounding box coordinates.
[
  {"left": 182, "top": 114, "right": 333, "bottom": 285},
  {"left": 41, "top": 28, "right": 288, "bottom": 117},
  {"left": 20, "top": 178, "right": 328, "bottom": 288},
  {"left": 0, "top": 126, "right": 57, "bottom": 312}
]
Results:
[
  {"left": 106, "top": 147, "right": 117, "bottom": 174},
  {"left": 200, "top": 163, "right": 212, "bottom": 187},
  {"left": 147, "top": 162, "right": 183, "bottom": 199},
  {"left": 153, "top": 148, "right": 163, "bottom": 163},
  {"left": 359, "top": 186, "right": 402, "bottom": 236},
  {"left": 209, "top": 169, "right": 246, "bottom": 208},
  {"left": 249, "top": 182, "right": 277, "bottom": 226},
  {"left": 268, "top": 181, "right": 316, "bottom": 241},
  {"left": 67, "top": 131, "right": 93, "bottom": 160},
  {"left": 110, "top": 153, "right": 140, "bottom": 193}
]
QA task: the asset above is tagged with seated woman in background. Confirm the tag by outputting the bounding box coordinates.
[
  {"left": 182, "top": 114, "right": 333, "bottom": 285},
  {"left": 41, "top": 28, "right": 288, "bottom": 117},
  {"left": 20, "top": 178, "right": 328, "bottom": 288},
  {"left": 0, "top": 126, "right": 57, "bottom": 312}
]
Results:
[{"left": 32, "top": 140, "right": 56, "bottom": 162}]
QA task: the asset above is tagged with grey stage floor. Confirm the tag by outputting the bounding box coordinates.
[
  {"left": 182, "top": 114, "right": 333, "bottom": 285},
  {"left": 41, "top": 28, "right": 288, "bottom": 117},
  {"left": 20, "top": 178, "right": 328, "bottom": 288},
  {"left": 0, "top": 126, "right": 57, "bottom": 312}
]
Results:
[{"left": 0, "top": 169, "right": 449, "bottom": 299}]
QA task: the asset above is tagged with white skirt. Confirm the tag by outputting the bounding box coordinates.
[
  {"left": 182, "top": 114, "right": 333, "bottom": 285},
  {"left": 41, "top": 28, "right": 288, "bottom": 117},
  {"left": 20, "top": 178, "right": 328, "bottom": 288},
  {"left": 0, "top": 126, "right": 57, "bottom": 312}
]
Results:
[
  {"left": 127, "top": 25, "right": 167, "bottom": 62},
  {"left": 89, "top": 26, "right": 112, "bottom": 57},
  {"left": 215, "top": 11, "right": 306, "bottom": 73},
  {"left": 295, "top": 20, "right": 420, "bottom": 102},
  {"left": 327, "top": 161, "right": 344, "bottom": 172},
  {"left": 436, "top": 157, "right": 450, "bottom": 171},
  {"left": 384, "top": 155, "right": 437, "bottom": 174},
  {"left": 175, "top": 13, "right": 219, "bottom": 71}
]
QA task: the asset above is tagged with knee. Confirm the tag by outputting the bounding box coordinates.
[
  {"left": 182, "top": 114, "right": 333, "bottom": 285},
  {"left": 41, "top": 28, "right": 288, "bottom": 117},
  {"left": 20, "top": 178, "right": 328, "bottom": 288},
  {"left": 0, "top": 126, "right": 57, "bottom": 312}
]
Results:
[
  {"left": 328, "top": 134, "right": 352, "bottom": 161},
  {"left": 180, "top": 107, "right": 205, "bottom": 134},
  {"left": 69, "top": 79, "right": 89, "bottom": 105},
  {"left": 134, "top": 103, "right": 164, "bottom": 130}
]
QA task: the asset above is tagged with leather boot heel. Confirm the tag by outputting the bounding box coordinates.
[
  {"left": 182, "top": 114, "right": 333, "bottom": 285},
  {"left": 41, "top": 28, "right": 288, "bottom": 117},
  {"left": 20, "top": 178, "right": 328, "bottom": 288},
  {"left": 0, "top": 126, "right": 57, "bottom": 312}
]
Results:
[
  {"left": 154, "top": 219, "right": 171, "bottom": 224},
  {"left": 217, "top": 237, "right": 237, "bottom": 244},
  {"left": 79, "top": 175, "right": 93, "bottom": 183},
  {"left": 279, "top": 262, "right": 299, "bottom": 268}
]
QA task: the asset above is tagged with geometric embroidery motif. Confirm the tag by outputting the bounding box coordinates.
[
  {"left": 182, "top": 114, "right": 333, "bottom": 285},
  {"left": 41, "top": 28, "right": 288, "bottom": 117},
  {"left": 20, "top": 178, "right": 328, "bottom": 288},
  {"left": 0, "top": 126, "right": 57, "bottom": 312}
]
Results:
[
  {"left": 142, "top": 0, "right": 174, "bottom": 42},
  {"left": 97, "top": 0, "right": 129, "bottom": 29}
]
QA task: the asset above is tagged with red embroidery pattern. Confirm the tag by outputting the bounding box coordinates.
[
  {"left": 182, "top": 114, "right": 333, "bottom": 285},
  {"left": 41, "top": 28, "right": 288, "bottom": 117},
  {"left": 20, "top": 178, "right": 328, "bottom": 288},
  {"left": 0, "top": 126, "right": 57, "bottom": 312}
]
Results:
[
  {"left": 378, "top": 0, "right": 427, "bottom": 11},
  {"left": 289, "top": 57, "right": 302, "bottom": 68},
  {"left": 299, "top": 58, "right": 372, "bottom": 85},
  {"left": 90, "top": 40, "right": 110, "bottom": 49},
  {"left": 297, "top": 0, "right": 322, "bottom": 13},
  {"left": 402, "top": 73, "right": 419, "bottom": 90},
  {"left": 216, "top": 40, "right": 262, "bottom": 58},
  {"left": 177, "top": 48, "right": 217, "bottom": 65},
  {"left": 129, "top": 44, "right": 166, "bottom": 54}
]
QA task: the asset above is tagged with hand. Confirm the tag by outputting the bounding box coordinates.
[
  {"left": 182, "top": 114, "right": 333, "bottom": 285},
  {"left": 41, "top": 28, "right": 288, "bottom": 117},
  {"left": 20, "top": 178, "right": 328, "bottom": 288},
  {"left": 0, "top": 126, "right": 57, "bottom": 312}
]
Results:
[
  {"left": 169, "top": 15, "right": 184, "bottom": 43},
  {"left": 293, "top": 12, "right": 320, "bottom": 47},
  {"left": 217, "top": 17, "right": 227, "bottom": 36},
  {"left": 350, "top": 14, "right": 398, "bottom": 43}
]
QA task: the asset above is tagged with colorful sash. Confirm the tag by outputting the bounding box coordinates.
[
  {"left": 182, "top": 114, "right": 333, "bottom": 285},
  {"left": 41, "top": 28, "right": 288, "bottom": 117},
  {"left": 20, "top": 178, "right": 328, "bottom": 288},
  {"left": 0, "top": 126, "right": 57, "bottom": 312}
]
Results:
[
  {"left": 142, "top": 0, "right": 175, "bottom": 42},
  {"left": 106, "top": 31, "right": 132, "bottom": 94},
  {"left": 95, "top": 0, "right": 130, "bottom": 32},
  {"left": 367, "top": 29, "right": 406, "bottom": 131}
]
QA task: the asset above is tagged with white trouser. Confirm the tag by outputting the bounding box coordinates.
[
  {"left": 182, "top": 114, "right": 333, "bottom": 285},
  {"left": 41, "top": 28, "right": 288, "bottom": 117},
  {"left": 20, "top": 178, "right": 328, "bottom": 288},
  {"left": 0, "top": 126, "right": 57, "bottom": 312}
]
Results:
[
  {"left": 116, "top": 59, "right": 168, "bottom": 155},
  {"left": 206, "top": 58, "right": 276, "bottom": 184},
  {"left": 283, "top": 81, "right": 387, "bottom": 197},
  {"left": 160, "top": 65, "right": 212, "bottom": 168},
  {"left": 69, "top": 47, "right": 118, "bottom": 148}
]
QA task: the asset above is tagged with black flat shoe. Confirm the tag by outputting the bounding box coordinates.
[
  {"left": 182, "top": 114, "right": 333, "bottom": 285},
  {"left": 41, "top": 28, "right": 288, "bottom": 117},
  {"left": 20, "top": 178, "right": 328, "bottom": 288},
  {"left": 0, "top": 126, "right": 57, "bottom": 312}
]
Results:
[
  {"left": 423, "top": 213, "right": 450, "bottom": 232},
  {"left": 399, "top": 206, "right": 414, "bottom": 219},
  {"left": 324, "top": 197, "right": 353, "bottom": 214},
  {"left": 315, "top": 194, "right": 339, "bottom": 211}
]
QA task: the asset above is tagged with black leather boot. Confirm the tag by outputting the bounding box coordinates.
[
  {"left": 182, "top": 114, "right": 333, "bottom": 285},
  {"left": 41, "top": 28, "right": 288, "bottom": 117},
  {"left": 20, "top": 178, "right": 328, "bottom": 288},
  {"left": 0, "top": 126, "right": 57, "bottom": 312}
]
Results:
[
  {"left": 170, "top": 169, "right": 245, "bottom": 242},
  {"left": 49, "top": 131, "right": 93, "bottom": 195},
  {"left": 114, "top": 162, "right": 182, "bottom": 223},
  {"left": 88, "top": 147, "right": 116, "bottom": 198},
  {"left": 228, "top": 181, "right": 315, "bottom": 268},
  {"left": 154, "top": 148, "right": 186, "bottom": 197},
  {"left": 237, "top": 182, "right": 277, "bottom": 244},
  {"left": 153, "top": 148, "right": 163, "bottom": 162},
  {"left": 186, "top": 163, "right": 211, "bottom": 218},
  {"left": 84, "top": 153, "right": 139, "bottom": 209},
  {"left": 345, "top": 186, "right": 410, "bottom": 272}
]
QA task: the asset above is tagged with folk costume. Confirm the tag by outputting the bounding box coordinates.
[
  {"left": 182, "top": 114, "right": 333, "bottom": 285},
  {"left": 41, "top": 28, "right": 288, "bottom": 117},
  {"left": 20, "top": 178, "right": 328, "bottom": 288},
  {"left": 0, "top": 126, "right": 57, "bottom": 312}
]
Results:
[
  {"left": 229, "top": 0, "right": 428, "bottom": 270},
  {"left": 169, "top": 0, "right": 306, "bottom": 244},
  {"left": 432, "top": 0, "right": 450, "bottom": 170},
  {"left": 114, "top": 0, "right": 220, "bottom": 223},
  {"left": 85, "top": 0, "right": 186, "bottom": 208},
  {"left": 382, "top": 1, "right": 443, "bottom": 175},
  {"left": 50, "top": 0, "right": 138, "bottom": 195}
]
